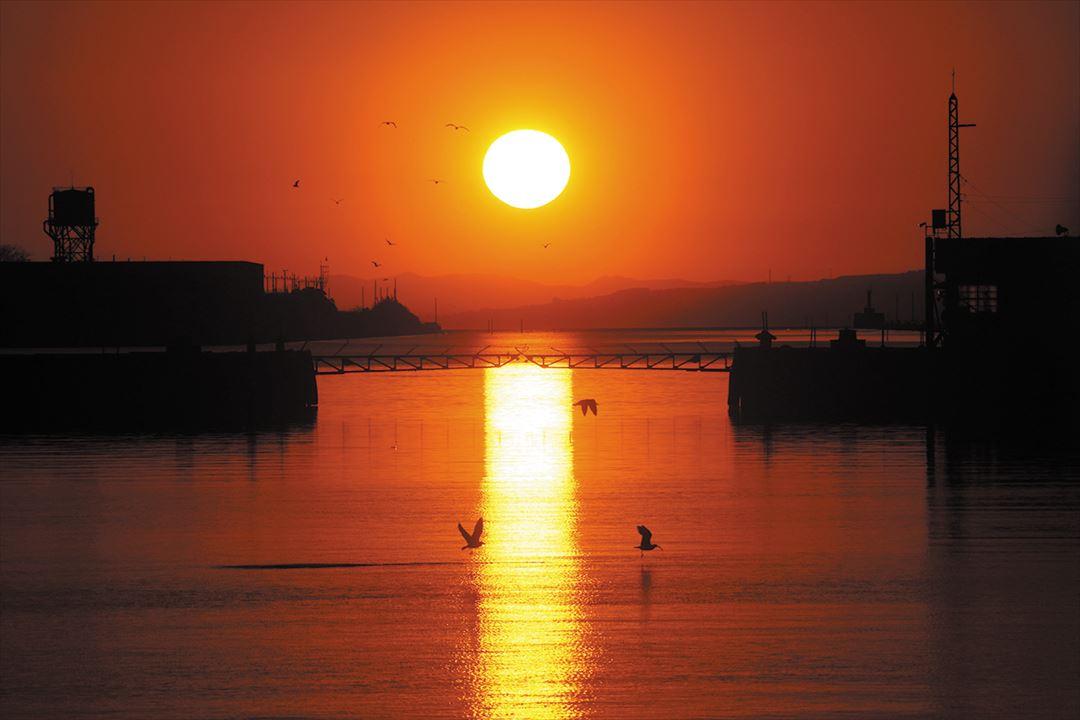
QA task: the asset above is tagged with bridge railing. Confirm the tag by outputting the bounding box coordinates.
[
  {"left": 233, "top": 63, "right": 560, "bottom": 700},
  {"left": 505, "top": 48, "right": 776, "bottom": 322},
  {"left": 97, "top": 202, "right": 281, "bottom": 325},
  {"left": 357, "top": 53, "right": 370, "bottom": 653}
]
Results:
[{"left": 311, "top": 344, "right": 730, "bottom": 375}]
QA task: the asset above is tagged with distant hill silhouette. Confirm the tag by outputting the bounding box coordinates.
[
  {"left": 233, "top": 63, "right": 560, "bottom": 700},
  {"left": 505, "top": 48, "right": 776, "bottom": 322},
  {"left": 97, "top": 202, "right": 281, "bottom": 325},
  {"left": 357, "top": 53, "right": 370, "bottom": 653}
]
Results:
[
  {"left": 328, "top": 272, "right": 735, "bottom": 319},
  {"left": 440, "top": 271, "right": 924, "bottom": 329}
]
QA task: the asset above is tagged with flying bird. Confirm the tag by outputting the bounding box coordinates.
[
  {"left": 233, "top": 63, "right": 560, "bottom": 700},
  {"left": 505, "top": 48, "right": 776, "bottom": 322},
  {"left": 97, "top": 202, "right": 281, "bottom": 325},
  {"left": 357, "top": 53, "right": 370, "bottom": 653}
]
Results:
[
  {"left": 386, "top": 238, "right": 395, "bottom": 246},
  {"left": 445, "top": 123, "right": 470, "bottom": 132},
  {"left": 332, "top": 198, "right": 343, "bottom": 205},
  {"left": 371, "top": 260, "right": 381, "bottom": 268},
  {"left": 381, "top": 121, "right": 397, "bottom": 128},
  {"left": 543, "top": 243, "right": 551, "bottom": 249},
  {"left": 292, "top": 180, "right": 300, "bottom": 188},
  {"left": 458, "top": 517, "right": 484, "bottom": 550},
  {"left": 428, "top": 179, "right": 443, "bottom": 185},
  {"left": 635, "top": 525, "right": 662, "bottom": 558},
  {"left": 573, "top": 399, "right": 598, "bottom": 416}
]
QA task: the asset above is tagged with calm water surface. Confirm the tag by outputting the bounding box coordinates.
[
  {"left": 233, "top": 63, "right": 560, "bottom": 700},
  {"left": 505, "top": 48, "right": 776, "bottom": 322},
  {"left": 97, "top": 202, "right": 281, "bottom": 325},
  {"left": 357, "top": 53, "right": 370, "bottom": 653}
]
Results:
[{"left": 2, "top": 331, "right": 1078, "bottom": 718}]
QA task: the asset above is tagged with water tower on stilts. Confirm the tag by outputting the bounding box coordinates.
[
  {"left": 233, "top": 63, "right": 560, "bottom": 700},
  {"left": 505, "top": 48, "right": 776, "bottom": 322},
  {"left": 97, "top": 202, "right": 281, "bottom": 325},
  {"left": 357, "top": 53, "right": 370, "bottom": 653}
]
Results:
[{"left": 44, "top": 186, "right": 98, "bottom": 262}]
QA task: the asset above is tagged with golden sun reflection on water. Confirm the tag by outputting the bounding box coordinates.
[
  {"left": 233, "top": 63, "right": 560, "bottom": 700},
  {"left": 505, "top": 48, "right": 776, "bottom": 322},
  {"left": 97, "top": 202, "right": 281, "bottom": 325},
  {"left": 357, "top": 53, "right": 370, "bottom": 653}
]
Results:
[{"left": 470, "top": 363, "right": 590, "bottom": 719}]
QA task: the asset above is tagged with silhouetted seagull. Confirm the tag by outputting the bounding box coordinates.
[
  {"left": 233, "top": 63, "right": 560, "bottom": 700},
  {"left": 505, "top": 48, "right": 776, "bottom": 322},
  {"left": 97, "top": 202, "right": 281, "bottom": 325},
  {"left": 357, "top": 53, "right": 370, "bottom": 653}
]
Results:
[
  {"left": 458, "top": 517, "right": 484, "bottom": 550},
  {"left": 635, "top": 525, "right": 662, "bottom": 557},
  {"left": 371, "top": 260, "right": 381, "bottom": 268},
  {"left": 381, "top": 121, "right": 397, "bottom": 128},
  {"left": 543, "top": 242, "right": 551, "bottom": 249},
  {"left": 333, "top": 198, "right": 343, "bottom": 205},
  {"left": 573, "top": 399, "right": 598, "bottom": 416},
  {"left": 386, "top": 238, "right": 395, "bottom": 246},
  {"left": 292, "top": 179, "right": 300, "bottom": 188},
  {"left": 445, "top": 123, "right": 470, "bottom": 132},
  {"left": 428, "top": 179, "right": 443, "bottom": 185}
]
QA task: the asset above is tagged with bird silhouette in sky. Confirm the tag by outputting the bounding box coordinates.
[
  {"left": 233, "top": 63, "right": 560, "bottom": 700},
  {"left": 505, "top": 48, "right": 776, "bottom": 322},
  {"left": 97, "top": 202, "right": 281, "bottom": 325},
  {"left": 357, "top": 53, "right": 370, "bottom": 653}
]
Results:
[
  {"left": 635, "top": 525, "right": 662, "bottom": 558},
  {"left": 292, "top": 179, "right": 300, "bottom": 188},
  {"left": 458, "top": 517, "right": 484, "bottom": 550},
  {"left": 445, "top": 123, "right": 470, "bottom": 132},
  {"left": 428, "top": 179, "right": 443, "bottom": 185},
  {"left": 332, "top": 198, "right": 343, "bottom": 205},
  {"left": 573, "top": 398, "right": 598, "bottom": 416},
  {"left": 381, "top": 121, "right": 397, "bottom": 128},
  {"left": 543, "top": 242, "right": 551, "bottom": 249},
  {"left": 386, "top": 238, "right": 395, "bottom": 246},
  {"left": 371, "top": 260, "right": 381, "bottom": 268}
]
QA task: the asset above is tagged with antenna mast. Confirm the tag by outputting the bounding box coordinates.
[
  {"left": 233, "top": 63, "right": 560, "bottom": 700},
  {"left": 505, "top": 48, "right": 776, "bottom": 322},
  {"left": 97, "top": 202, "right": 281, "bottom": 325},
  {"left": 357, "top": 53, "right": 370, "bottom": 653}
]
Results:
[{"left": 947, "top": 74, "right": 976, "bottom": 240}]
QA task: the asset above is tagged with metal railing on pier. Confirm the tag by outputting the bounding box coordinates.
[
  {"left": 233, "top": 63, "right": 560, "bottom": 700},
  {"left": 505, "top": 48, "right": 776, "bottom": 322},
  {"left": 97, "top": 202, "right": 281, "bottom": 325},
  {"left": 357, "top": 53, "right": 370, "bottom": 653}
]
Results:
[{"left": 311, "top": 344, "right": 731, "bottom": 375}]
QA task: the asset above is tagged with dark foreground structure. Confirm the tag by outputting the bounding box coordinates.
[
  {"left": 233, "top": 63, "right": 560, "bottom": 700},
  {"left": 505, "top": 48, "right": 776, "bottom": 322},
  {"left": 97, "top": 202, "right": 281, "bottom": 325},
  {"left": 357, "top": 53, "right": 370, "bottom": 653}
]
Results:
[
  {"left": 0, "top": 349, "right": 317, "bottom": 431},
  {"left": 728, "top": 237, "right": 1079, "bottom": 424},
  {"left": 0, "top": 256, "right": 435, "bottom": 430},
  {"left": 0, "top": 260, "right": 437, "bottom": 347}
]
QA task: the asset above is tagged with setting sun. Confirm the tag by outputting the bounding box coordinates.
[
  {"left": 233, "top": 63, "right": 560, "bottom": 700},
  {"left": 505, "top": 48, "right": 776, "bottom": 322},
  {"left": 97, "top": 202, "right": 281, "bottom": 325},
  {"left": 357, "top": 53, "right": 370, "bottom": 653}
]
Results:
[{"left": 483, "top": 130, "right": 570, "bottom": 209}]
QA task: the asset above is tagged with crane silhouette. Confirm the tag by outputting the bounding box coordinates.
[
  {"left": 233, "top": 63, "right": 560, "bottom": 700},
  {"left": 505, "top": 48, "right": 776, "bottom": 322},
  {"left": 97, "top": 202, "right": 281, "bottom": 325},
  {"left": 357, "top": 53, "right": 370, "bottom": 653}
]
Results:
[
  {"left": 635, "top": 525, "right": 662, "bottom": 558},
  {"left": 458, "top": 517, "right": 484, "bottom": 550}
]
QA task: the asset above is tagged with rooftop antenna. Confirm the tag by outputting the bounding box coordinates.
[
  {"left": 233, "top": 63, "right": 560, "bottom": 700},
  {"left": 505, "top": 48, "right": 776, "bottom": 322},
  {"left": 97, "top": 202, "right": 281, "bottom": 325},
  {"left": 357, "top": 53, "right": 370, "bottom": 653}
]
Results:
[{"left": 948, "top": 71, "right": 976, "bottom": 240}]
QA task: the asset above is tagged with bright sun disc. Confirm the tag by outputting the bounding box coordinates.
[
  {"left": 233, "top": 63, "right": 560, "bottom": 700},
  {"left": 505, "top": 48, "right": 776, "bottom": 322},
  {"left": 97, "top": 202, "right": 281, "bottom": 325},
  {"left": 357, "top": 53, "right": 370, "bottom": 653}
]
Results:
[{"left": 483, "top": 130, "right": 570, "bottom": 209}]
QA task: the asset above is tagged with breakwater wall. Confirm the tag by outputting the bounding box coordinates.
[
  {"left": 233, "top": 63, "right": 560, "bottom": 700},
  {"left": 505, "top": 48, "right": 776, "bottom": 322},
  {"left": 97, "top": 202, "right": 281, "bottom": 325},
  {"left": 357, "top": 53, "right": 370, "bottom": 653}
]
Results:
[
  {"left": 728, "top": 346, "right": 930, "bottom": 422},
  {"left": 0, "top": 349, "right": 317, "bottom": 432},
  {"left": 728, "top": 343, "right": 1077, "bottom": 425}
]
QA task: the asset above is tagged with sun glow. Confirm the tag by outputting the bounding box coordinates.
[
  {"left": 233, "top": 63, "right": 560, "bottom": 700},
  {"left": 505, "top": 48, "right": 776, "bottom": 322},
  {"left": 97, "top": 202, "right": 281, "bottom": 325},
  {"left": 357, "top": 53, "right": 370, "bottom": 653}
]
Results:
[{"left": 482, "top": 130, "right": 571, "bottom": 209}]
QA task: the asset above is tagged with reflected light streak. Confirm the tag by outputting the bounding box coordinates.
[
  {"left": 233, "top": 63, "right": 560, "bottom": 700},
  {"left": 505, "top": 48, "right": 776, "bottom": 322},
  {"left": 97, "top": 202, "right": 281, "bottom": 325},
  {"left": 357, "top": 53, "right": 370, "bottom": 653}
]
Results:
[{"left": 470, "top": 364, "right": 590, "bottom": 719}]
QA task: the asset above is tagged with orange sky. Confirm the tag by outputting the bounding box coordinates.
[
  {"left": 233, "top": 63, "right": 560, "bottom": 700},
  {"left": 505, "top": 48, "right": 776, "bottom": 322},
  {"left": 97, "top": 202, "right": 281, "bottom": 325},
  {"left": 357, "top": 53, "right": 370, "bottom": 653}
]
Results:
[{"left": 2, "top": 0, "right": 1077, "bottom": 284}]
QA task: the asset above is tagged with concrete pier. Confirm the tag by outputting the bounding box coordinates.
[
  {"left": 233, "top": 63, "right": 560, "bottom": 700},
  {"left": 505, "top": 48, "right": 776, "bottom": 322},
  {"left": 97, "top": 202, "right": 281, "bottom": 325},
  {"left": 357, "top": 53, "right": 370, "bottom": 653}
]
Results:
[
  {"left": 0, "top": 349, "right": 317, "bottom": 431},
  {"left": 728, "top": 345, "right": 930, "bottom": 422}
]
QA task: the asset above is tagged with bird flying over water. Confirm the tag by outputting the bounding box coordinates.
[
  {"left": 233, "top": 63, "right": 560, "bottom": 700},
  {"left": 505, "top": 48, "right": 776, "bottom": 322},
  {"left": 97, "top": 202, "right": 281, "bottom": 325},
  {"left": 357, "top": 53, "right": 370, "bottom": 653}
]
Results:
[
  {"left": 636, "top": 525, "right": 662, "bottom": 557},
  {"left": 458, "top": 517, "right": 484, "bottom": 550},
  {"left": 292, "top": 179, "right": 300, "bottom": 188},
  {"left": 381, "top": 121, "right": 397, "bottom": 128},
  {"left": 445, "top": 123, "right": 469, "bottom": 132},
  {"left": 371, "top": 260, "right": 381, "bottom": 268},
  {"left": 573, "top": 398, "right": 598, "bottom": 416}
]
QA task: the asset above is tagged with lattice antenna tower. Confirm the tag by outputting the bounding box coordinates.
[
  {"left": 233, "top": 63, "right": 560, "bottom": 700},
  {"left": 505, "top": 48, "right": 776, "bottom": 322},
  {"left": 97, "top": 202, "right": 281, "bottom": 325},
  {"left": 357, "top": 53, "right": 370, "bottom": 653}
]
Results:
[{"left": 948, "top": 72, "right": 976, "bottom": 239}]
